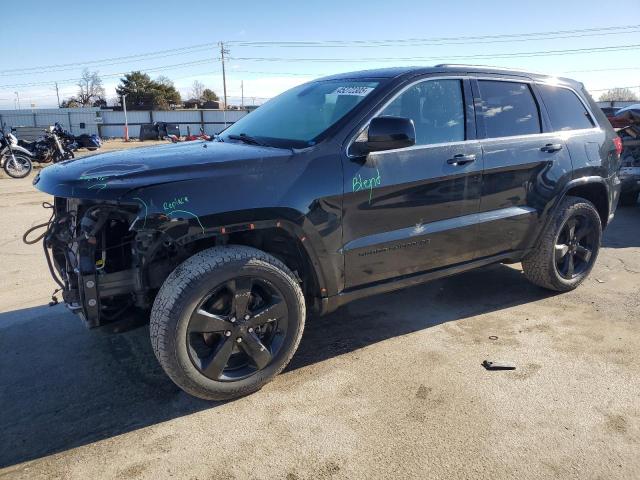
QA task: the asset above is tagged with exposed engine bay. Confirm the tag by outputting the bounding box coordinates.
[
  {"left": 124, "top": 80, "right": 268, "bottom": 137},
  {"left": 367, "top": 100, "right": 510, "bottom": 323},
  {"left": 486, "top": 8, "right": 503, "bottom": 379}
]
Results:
[{"left": 36, "top": 198, "right": 184, "bottom": 328}]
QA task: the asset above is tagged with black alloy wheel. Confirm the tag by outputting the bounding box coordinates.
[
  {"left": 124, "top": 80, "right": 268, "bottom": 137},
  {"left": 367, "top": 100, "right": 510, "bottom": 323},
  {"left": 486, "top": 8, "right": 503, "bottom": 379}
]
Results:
[
  {"left": 150, "top": 246, "right": 305, "bottom": 401},
  {"left": 554, "top": 214, "right": 598, "bottom": 280},
  {"left": 522, "top": 196, "right": 602, "bottom": 292},
  {"left": 186, "top": 276, "right": 289, "bottom": 381}
]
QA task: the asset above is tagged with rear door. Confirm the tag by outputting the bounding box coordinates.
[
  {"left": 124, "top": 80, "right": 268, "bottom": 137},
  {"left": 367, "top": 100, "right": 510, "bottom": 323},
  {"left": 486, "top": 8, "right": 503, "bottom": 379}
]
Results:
[
  {"left": 471, "top": 78, "right": 574, "bottom": 258},
  {"left": 341, "top": 77, "right": 483, "bottom": 288},
  {"left": 535, "top": 83, "right": 605, "bottom": 178}
]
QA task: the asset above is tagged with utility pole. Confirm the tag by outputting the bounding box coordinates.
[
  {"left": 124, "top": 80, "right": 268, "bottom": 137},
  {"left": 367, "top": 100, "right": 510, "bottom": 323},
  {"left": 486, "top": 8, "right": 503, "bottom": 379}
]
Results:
[
  {"left": 219, "top": 41, "right": 229, "bottom": 110},
  {"left": 54, "top": 82, "right": 61, "bottom": 108},
  {"left": 241, "top": 80, "right": 244, "bottom": 110},
  {"left": 121, "top": 94, "right": 129, "bottom": 142}
]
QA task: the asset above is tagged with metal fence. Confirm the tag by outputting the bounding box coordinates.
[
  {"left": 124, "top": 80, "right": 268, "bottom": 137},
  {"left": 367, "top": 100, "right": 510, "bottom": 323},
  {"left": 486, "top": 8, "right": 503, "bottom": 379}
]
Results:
[
  {"left": 0, "top": 108, "right": 103, "bottom": 137},
  {"left": 0, "top": 108, "right": 248, "bottom": 139}
]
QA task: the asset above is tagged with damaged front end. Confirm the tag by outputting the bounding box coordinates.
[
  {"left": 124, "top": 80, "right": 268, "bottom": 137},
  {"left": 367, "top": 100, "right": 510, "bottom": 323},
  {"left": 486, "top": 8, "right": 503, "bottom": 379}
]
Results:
[{"left": 41, "top": 197, "right": 181, "bottom": 328}]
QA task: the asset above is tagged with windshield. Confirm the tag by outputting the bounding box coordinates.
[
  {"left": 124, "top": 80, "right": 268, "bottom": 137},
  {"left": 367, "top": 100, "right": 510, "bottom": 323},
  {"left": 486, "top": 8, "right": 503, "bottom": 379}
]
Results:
[{"left": 220, "top": 79, "right": 381, "bottom": 148}]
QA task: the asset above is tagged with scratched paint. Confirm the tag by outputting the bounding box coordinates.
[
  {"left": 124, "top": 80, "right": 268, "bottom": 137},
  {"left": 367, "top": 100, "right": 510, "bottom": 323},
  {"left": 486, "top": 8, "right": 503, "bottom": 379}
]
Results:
[{"left": 352, "top": 169, "right": 382, "bottom": 203}]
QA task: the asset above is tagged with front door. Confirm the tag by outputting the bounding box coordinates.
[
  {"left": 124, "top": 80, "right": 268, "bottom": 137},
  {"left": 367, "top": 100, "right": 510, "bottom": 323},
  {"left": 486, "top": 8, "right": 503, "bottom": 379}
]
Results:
[{"left": 342, "top": 77, "right": 484, "bottom": 289}]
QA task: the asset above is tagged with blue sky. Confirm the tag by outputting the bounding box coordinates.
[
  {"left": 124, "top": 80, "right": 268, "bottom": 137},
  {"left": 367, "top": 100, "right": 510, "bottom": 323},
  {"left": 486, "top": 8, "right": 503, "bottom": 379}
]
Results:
[{"left": 1, "top": 0, "right": 639, "bottom": 109}]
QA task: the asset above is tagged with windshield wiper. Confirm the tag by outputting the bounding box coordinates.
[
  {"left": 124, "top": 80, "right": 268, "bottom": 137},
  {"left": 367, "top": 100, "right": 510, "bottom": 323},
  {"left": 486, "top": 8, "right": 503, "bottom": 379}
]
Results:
[{"left": 227, "top": 133, "right": 269, "bottom": 147}]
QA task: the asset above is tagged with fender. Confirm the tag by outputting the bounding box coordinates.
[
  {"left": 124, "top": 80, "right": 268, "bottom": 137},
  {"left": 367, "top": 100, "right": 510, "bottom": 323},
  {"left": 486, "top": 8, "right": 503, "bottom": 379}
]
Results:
[
  {"left": 531, "top": 175, "right": 611, "bottom": 251},
  {"left": 0, "top": 145, "right": 33, "bottom": 157}
]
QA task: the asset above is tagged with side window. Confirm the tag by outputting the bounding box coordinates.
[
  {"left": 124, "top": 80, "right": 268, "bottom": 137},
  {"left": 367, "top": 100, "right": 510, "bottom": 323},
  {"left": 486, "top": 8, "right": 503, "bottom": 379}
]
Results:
[
  {"left": 538, "top": 84, "right": 595, "bottom": 131},
  {"left": 379, "top": 79, "right": 465, "bottom": 145},
  {"left": 478, "top": 80, "right": 541, "bottom": 138}
]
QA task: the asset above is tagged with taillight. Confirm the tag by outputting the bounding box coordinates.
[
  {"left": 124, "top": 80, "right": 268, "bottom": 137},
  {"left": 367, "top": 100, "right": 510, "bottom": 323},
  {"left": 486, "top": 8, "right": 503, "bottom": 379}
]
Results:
[{"left": 613, "top": 137, "right": 623, "bottom": 156}]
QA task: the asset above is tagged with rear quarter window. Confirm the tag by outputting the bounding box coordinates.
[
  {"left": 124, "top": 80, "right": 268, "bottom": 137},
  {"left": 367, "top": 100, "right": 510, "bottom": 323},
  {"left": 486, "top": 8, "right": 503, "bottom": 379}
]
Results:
[{"left": 538, "top": 84, "right": 595, "bottom": 131}]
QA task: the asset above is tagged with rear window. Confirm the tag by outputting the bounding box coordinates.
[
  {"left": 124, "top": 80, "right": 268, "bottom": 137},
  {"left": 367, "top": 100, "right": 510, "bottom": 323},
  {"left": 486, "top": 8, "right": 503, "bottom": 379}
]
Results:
[
  {"left": 478, "top": 80, "right": 541, "bottom": 138},
  {"left": 538, "top": 84, "right": 595, "bottom": 131}
]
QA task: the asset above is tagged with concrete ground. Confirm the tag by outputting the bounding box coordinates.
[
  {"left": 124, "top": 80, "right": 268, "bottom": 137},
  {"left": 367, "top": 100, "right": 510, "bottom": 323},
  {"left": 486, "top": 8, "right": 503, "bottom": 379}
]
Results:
[{"left": 0, "top": 146, "right": 639, "bottom": 479}]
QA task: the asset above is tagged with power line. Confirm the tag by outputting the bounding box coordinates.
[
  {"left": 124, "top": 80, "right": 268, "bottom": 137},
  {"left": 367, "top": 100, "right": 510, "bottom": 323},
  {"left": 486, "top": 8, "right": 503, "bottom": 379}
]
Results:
[
  {"left": 3, "top": 23, "right": 638, "bottom": 77},
  {"left": 0, "top": 59, "right": 217, "bottom": 89},
  {"left": 229, "top": 43, "right": 640, "bottom": 63},
  {"left": 0, "top": 43, "right": 217, "bottom": 75},
  {"left": 229, "top": 27, "right": 640, "bottom": 48},
  {"left": 0, "top": 64, "right": 319, "bottom": 91},
  {"left": 227, "top": 24, "right": 640, "bottom": 46}
]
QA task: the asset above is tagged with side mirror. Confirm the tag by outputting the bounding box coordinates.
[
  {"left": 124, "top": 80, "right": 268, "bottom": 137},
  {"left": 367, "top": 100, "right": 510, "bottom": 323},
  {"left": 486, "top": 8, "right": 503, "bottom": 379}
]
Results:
[{"left": 364, "top": 116, "right": 415, "bottom": 153}]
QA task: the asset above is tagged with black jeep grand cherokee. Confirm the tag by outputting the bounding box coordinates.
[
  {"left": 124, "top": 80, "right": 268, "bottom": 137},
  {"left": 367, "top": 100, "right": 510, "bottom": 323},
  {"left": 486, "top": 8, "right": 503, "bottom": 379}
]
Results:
[{"left": 33, "top": 65, "right": 621, "bottom": 400}]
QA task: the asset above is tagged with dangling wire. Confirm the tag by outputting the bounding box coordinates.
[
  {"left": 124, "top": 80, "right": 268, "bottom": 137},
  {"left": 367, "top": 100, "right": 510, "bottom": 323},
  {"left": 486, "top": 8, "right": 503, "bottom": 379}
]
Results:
[
  {"left": 22, "top": 201, "right": 55, "bottom": 245},
  {"left": 23, "top": 202, "right": 66, "bottom": 289}
]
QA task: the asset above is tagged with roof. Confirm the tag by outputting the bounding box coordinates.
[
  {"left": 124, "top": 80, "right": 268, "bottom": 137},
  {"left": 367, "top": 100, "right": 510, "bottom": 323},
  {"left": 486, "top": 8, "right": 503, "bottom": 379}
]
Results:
[{"left": 319, "top": 65, "right": 580, "bottom": 87}]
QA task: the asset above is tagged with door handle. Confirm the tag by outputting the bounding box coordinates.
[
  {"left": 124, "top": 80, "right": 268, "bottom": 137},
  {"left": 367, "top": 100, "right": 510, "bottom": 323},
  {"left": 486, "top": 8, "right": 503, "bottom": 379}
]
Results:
[
  {"left": 540, "top": 143, "right": 563, "bottom": 153},
  {"left": 447, "top": 153, "right": 476, "bottom": 166}
]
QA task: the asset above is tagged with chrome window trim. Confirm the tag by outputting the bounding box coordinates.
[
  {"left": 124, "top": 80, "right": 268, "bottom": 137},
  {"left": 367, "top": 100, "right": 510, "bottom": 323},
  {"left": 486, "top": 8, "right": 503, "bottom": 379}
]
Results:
[
  {"left": 533, "top": 80, "right": 601, "bottom": 131},
  {"left": 345, "top": 75, "right": 469, "bottom": 158},
  {"left": 371, "top": 139, "right": 480, "bottom": 156},
  {"left": 345, "top": 74, "right": 603, "bottom": 158},
  {"left": 475, "top": 128, "right": 601, "bottom": 144},
  {"left": 472, "top": 76, "right": 600, "bottom": 132}
]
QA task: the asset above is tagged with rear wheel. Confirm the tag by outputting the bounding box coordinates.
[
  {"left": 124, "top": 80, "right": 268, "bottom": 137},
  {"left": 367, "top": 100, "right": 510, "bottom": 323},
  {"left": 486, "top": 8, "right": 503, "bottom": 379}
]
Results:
[
  {"left": 2, "top": 154, "right": 32, "bottom": 178},
  {"left": 522, "top": 196, "right": 601, "bottom": 292},
  {"left": 150, "top": 246, "right": 305, "bottom": 400}
]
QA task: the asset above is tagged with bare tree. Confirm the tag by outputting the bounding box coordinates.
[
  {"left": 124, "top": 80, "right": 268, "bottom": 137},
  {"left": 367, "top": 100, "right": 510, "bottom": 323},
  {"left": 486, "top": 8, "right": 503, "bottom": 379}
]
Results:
[
  {"left": 77, "top": 69, "right": 106, "bottom": 107},
  {"left": 156, "top": 75, "right": 175, "bottom": 87},
  {"left": 190, "top": 80, "right": 205, "bottom": 101},
  {"left": 598, "top": 87, "right": 639, "bottom": 102}
]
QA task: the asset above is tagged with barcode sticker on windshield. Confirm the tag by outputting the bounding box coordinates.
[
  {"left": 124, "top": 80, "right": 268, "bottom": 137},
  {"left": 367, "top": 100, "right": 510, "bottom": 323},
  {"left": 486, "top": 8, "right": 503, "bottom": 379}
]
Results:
[{"left": 333, "top": 86, "right": 375, "bottom": 96}]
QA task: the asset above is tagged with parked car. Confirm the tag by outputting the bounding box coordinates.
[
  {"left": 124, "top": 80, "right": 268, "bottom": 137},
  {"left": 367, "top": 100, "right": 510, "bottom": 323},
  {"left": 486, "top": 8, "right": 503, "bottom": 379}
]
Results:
[
  {"left": 31, "top": 65, "right": 621, "bottom": 400},
  {"left": 601, "top": 106, "right": 629, "bottom": 129}
]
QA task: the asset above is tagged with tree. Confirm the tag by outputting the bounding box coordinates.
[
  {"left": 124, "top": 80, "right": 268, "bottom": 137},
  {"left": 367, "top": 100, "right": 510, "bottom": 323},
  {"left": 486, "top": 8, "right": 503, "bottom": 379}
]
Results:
[
  {"left": 190, "top": 80, "right": 205, "bottom": 101},
  {"left": 202, "top": 88, "right": 219, "bottom": 102},
  {"left": 156, "top": 75, "right": 175, "bottom": 87},
  {"left": 77, "top": 69, "right": 105, "bottom": 107},
  {"left": 115, "top": 71, "right": 181, "bottom": 110},
  {"left": 60, "top": 97, "right": 81, "bottom": 108},
  {"left": 598, "top": 88, "right": 639, "bottom": 102}
]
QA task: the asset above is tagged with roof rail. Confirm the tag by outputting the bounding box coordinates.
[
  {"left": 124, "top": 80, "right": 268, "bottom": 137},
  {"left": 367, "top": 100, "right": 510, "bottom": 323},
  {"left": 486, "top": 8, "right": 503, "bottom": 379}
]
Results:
[{"left": 433, "top": 64, "right": 518, "bottom": 71}]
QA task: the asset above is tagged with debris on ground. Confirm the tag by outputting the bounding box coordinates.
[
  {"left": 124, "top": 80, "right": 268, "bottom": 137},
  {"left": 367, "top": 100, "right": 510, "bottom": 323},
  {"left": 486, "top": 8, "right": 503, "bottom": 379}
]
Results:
[{"left": 482, "top": 360, "right": 516, "bottom": 371}]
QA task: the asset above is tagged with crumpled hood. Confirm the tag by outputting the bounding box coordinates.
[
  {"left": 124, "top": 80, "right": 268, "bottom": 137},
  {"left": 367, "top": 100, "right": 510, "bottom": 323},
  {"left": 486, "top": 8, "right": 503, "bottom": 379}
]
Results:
[{"left": 33, "top": 140, "right": 290, "bottom": 200}]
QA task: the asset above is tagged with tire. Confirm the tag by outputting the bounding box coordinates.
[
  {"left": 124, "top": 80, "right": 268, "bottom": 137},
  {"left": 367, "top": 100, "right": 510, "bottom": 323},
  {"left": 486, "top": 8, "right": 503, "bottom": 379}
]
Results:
[
  {"left": 618, "top": 190, "right": 638, "bottom": 207},
  {"left": 150, "top": 245, "right": 305, "bottom": 401},
  {"left": 2, "top": 154, "right": 32, "bottom": 178},
  {"left": 522, "top": 196, "right": 602, "bottom": 292}
]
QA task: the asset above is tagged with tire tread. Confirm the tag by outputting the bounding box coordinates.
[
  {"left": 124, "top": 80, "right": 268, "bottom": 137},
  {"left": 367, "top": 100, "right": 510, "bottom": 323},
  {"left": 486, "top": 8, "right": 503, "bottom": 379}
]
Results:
[{"left": 150, "top": 245, "right": 305, "bottom": 400}]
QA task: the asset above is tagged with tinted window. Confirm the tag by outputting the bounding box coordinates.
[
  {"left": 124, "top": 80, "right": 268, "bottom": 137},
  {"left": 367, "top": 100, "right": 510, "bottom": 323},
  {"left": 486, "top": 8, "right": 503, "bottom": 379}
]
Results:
[
  {"left": 538, "top": 84, "right": 595, "bottom": 131},
  {"left": 222, "top": 80, "right": 380, "bottom": 147},
  {"left": 478, "top": 81, "right": 541, "bottom": 138},
  {"left": 379, "top": 79, "right": 465, "bottom": 145}
]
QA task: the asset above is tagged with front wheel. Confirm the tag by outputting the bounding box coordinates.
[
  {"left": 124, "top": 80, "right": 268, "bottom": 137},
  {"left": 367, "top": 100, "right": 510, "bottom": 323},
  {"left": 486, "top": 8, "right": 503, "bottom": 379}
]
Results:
[
  {"left": 2, "top": 154, "right": 32, "bottom": 178},
  {"left": 522, "top": 196, "right": 602, "bottom": 292},
  {"left": 150, "top": 246, "right": 305, "bottom": 401}
]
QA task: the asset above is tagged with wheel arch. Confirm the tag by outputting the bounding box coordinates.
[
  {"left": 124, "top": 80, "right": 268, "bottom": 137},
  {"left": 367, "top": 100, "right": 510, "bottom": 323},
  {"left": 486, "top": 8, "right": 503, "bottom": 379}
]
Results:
[
  {"left": 562, "top": 178, "right": 610, "bottom": 228},
  {"left": 176, "top": 218, "right": 331, "bottom": 305},
  {"left": 530, "top": 176, "right": 610, "bottom": 254}
]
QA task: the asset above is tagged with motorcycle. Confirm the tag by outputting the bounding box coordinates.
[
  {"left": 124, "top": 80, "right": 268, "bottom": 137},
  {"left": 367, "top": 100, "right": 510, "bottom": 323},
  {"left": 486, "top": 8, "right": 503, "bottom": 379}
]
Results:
[
  {"left": 0, "top": 125, "right": 33, "bottom": 178},
  {"left": 72, "top": 133, "right": 102, "bottom": 151},
  {"left": 18, "top": 123, "right": 75, "bottom": 164}
]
